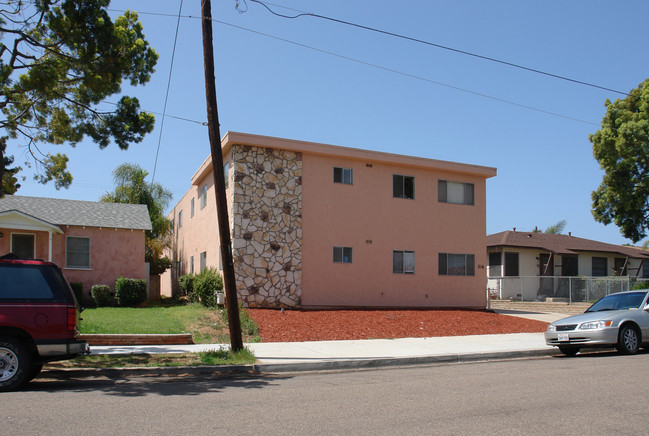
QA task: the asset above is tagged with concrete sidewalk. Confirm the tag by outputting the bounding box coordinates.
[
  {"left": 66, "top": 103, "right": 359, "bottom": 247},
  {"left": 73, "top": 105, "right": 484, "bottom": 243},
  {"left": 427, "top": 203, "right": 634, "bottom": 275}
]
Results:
[{"left": 77, "top": 310, "right": 569, "bottom": 373}]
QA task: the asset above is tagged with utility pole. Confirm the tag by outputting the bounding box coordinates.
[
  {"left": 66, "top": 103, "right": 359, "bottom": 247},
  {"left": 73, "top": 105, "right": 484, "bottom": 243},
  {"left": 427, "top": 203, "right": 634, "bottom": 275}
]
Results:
[{"left": 200, "top": 0, "right": 243, "bottom": 352}]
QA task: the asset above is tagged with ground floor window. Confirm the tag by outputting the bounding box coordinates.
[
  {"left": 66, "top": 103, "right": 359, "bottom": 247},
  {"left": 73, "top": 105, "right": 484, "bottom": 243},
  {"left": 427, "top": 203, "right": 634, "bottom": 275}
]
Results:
[
  {"left": 200, "top": 251, "right": 207, "bottom": 272},
  {"left": 504, "top": 252, "right": 519, "bottom": 276},
  {"left": 562, "top": 255, "right": 578, "bottom": 276},
  {"left": 592, "top": 257, "right": 607, "bottom": 277},
  {"left": 66, "top": 236, "right": 90, "bottom": 269},
  {"left": 393, "top": 250, "right": 415, "bottom": 274},
  {"left": 439, "top": 253, "right": 475, "bottom": 276},
  {"left": 11, "top": 233, "right": 35, "bottom": 259}
]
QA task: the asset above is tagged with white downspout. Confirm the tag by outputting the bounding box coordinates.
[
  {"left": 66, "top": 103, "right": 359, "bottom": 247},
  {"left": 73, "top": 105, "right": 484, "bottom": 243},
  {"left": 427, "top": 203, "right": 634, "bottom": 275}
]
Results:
[{"left": 48, "top": 230, "right": 53, "bottom": 261}]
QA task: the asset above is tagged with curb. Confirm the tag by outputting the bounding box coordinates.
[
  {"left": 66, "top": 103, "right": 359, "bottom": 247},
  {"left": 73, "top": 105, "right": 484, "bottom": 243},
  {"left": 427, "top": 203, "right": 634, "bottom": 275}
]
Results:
[{"left": 40, "top": 348, "right": 557, "bottom": 380}]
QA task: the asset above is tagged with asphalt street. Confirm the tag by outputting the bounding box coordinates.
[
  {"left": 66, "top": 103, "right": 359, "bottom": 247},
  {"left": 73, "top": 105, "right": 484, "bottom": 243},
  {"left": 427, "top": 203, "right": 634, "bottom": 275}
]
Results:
[{"left": 3, "top": 351, "right": 648, "bottom": 435}]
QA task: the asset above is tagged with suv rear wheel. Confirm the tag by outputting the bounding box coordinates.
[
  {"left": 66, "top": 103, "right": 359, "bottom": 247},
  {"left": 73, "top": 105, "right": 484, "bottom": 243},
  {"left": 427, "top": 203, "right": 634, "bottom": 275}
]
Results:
[{"left": 0, "top": 337, "right": 32, "bottom": 392}]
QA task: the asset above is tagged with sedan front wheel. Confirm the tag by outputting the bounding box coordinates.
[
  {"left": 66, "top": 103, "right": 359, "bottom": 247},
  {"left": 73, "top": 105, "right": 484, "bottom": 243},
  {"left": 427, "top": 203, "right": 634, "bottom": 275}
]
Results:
[{"left": 616, "top": 325, "right": 640, "bottom": 355}]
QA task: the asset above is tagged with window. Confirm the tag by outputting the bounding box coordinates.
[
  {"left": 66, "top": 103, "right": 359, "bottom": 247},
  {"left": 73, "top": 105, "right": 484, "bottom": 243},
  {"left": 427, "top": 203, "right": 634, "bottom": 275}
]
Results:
[
  {"left": 393, "top": 175, "right": 414, "bottom": 199},
  {"left": 178, "top": 210, "right": 183, "bottom": 228},
  {"left": 333, "top": 246, "right": 353, "bottom": 263},
  {"left": 642, "top": 261, "right": 649, "bottom": 279},
  {"left": 11, "top": 233, "right": 35, "bottom": 259},
  {"left": 562, "top": 255, "right": 578, "bottom": 276},
  {"left": 333, "top": 167, "right": 353, "bottom": 185},
  {"left": 200, "top": 184, "right": 207, "bottom": 209},
  {"left": 592, "top": 257, "right": 608, "bottom": 277},
  {"left": 224, "top": 162, "right": 230, "bottom": 189},
  {"left": 504, "top": 252, "right": 519, "bottom": 276},
  {"left": 438, "top": 180, "right": 474, "bottom": 205},
  {"left": 66, "top": 237, "right": 90, "bottom": 269},
  {"left": 614, "top": 258, "right": 627, "bottom": 276},
  {"left": 488, "top": 252, "right": 502, "bottom": 277},
  {"left": 191, "top": 198, "right": 195, "bottom": 218},
  {"left": 190, "top": 256, "right": 194, "bottom": 275},
  {"left": 439, "top": 253, "right": 475, "bottom": 276},
  {"left": 393, "top": 250, "right": 415, "bottom": 274},
  {"left": 200, "top": 251, "right": 207, "bottom": 273}
]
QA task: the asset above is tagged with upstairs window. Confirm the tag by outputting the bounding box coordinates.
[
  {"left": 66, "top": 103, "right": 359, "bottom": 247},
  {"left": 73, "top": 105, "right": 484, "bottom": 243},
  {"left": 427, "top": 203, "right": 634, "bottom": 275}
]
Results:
[
  {"left": 178, "top": 210, "right": 183, "bottom": 229},
  {"left": 393, "top": 175, "right": 415, "bottom": 199},
  {"left": 333, "top": 167, "right": 353, "bottom": 185},
  {"left": 200, "top": 184, "right": 207, "bottom": 209},
  {"left": 224, "top": 162, "right": 230, "bottom": 189},
  {"left": 191, "top": 198, "right": 195, "bottom": 218},
  {"left": 333, "top": 246, "right": 353, "bottom": 263},
  {"left": 438, "top": 180, "right": 474, "bottom": 205}
]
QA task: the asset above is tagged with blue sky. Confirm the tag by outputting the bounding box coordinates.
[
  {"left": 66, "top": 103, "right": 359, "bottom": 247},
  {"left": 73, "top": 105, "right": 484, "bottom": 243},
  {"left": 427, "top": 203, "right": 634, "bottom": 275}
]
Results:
[{"left": 7, "top": 0, "right": 649, "bottom": 245}]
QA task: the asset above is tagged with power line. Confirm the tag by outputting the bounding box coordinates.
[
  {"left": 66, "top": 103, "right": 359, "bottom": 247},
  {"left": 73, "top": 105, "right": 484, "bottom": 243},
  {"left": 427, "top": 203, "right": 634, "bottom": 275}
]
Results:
[
  {"left": 108, "top": 7, "right": 600, "bottom": 126},
  {"left": 247, "top": 0, "right": 628, "bottom": 96},
  {"left": 151, "top": 0, "right": 185, "bottom": 184}
]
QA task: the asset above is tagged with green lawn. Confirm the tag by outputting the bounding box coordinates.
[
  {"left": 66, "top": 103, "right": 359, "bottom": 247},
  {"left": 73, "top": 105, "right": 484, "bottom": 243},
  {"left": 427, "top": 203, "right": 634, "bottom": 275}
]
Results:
[{"left": 79, "top": 302, "right": 260, "bottom": 343}]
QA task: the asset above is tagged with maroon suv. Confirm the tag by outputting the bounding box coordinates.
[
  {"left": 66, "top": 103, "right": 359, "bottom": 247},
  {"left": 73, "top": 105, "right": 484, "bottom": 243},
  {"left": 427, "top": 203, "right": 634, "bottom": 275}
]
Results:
[{"left": 0, "top": 254, "right": 89, "bottom": 391}]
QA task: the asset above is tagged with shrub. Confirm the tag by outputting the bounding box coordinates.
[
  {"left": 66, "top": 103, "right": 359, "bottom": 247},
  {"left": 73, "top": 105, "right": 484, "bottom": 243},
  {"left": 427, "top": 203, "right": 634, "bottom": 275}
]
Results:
[
  {"left": 91, "top": 285, "right": 113, "bottom": 307},
  {"left": 178, "top": 274, "right": 195, "bottom": 300},
  {"left": 70, "top": 282, "right": 83, "bottom": 303},
  {"left": 114, "top": 277, "right": 147, "bottom": 307},
  {"left": 193, "top": 268, "right": 223, "bottom": 308}
]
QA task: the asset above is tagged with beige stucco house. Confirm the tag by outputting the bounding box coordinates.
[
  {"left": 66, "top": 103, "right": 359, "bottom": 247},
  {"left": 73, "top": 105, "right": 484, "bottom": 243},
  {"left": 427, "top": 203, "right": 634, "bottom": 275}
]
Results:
[
  {"left": 0, "top": 195, "right": 151, "bottom": 300},
  {"left": 161, "top": 132, "right": 497, "bottom": 309},
  {"left": 487, "top": 230, "right": 649, "bottom": 302}
]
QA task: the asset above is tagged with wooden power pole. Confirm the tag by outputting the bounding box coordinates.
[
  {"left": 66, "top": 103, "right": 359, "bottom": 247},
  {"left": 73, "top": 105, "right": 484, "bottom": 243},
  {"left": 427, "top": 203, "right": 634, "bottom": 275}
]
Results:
[{"left": 200, "top": 0, "right": 243, "bottom": 352}]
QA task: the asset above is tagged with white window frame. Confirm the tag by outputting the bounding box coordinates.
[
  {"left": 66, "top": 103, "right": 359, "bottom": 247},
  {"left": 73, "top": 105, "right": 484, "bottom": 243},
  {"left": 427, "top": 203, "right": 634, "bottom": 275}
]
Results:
[
  {"left": 439, "top": 253, "right": 475, "bottom": 276},
  {"left": 438, "top": 180, "right": 474, "bottom": 205},
  {"left": 393, "top": 174, "right": 415, "bottom": 199},
  {"left": 333, "top": 246, "right": 353, "bottom": 263},
  {"left": 333, "top": 167, "right": 353, "bottom": 185},
  {"left": 200, "top": 184, "right": 207, "bottom": 209},
  {"left": 66, "top": 236, "right": 91, "bottom": 269},
  {"left": 393, "top": 250, "right": 415, "bottom": 274},
  {"left": 10, "top": 232, "right": 36, "bottom": 259}
]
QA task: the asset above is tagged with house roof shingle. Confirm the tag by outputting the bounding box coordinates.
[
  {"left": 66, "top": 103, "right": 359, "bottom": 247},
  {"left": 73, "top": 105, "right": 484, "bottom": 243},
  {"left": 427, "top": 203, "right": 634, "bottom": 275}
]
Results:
[
  {"left": 487, "top": 230, "right": 649, "bottom": 259},
  {"left": 0, "top": 195, "right": 152, "bottom": 231}
]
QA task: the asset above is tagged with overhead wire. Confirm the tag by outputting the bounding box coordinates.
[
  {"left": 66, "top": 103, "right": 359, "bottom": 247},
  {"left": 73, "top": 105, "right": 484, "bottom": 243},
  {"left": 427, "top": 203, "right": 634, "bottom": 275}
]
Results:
[
  {"left": 107, "top": 6, "right": 601, "bottom": 126},
  {"left": 247, "top": 0, "right": 628, "bottom": 96},
  {"left": 150, "top": 0, "right": 184, "bottom": 184}
]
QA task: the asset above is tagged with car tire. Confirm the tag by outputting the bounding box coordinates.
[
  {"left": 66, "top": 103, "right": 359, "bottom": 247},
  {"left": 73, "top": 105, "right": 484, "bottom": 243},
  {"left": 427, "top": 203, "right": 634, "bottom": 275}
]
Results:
[
  {"left": 26, "top": 362, "right": 43, "bottom": 383},
  {"left": 0, "top": 337, "right": 32, "bottom": 392},
  {"left": 616, "top": 324, "right": 640, "bottom": 355},
  {"left": 558, "top": 346, "right": 580, "bottom": 356}
]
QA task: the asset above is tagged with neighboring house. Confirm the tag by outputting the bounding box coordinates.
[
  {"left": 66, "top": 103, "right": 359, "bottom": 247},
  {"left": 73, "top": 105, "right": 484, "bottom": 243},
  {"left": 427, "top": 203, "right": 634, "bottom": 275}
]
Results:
[
  {"left": 487, "top": 230, "right": 649, "bottom": 302},
  {"left": 161, "top": 131, "right": 497, "bottom": 309},
  {"left": 0, "top": 195, "right": 152, "bottom": 300}
]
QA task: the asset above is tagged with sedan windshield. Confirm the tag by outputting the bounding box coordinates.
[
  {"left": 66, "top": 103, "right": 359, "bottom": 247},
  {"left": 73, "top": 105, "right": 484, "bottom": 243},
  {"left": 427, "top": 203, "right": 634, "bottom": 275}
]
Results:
[{"left": 586, "top": 291, "right": 648, "bottom": 312}]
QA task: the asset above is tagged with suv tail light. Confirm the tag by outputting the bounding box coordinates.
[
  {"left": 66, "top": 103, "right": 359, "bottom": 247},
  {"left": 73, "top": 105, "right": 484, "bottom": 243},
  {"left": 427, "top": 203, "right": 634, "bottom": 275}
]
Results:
[{"left": 67, "top": 306, "right": 77, "bottom": 333}]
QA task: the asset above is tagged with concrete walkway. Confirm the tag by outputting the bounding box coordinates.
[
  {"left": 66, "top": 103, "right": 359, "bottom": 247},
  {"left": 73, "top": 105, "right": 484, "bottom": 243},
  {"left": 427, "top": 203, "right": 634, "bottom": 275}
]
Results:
[{"left": 83, "top": 310, "right": 570, "bottom": 372}]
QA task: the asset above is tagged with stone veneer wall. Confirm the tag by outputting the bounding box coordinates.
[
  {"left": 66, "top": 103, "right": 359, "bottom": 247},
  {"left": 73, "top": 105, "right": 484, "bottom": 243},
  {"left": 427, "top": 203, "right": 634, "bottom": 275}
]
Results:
[{"left": 230, "top": 144, "right": 303, "bottom": 308}]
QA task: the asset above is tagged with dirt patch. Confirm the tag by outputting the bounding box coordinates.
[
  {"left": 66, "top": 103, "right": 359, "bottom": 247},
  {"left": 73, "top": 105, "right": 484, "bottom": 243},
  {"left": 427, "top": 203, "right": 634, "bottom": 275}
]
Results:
[{"left": 248, "top": 309, "right": 548, "bottom": 342}]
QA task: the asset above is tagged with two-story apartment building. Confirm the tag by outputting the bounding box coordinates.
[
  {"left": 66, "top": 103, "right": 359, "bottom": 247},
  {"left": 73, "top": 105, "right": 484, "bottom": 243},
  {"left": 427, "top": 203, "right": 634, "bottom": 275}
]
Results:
[{"left": 161, "top": 132, "right": 497, "bottom": 309}]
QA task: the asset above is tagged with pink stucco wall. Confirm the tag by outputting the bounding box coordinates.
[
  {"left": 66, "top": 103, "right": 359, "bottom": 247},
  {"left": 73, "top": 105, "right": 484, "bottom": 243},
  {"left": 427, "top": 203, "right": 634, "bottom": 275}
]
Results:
[
  {"left": 162, "top": 132, "right": 496, "bottom": 308},
  {"left": 301, "top": 153, "right": 490, "bottom": 308},
  {"left": 160, "top": 154, "right": 232, "bottom": 297},
  {"left": 0, "top": 226, "right": 146, "bottom": 300}
]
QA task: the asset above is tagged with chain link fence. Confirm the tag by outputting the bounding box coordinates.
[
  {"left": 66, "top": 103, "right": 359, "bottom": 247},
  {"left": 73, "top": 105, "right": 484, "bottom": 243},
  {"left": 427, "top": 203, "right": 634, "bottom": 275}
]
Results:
[{"left": 487, "top": 276, "right": 649, "bottom": 303}]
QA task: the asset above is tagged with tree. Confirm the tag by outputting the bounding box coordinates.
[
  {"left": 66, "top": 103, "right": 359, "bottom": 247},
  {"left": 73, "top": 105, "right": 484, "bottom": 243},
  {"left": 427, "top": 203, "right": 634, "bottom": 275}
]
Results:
[
  {"left": 590, "top": 78, "right": 649, "bottom": 243},
  {"left": 544, "top": 220, "right": 567, "bottom": 234},
  {"left": 0, "top": 0, "right": 158, "bottom": 197},
  {"left": 101, "top": 163, "right": 173, "bottom": 274}
]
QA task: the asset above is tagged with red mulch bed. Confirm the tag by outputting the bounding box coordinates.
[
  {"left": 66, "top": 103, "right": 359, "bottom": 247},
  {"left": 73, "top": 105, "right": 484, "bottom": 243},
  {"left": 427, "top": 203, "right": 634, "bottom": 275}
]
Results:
[{"left": 247, "top": 309, "right": 548, "bottom": 342}]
